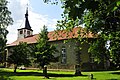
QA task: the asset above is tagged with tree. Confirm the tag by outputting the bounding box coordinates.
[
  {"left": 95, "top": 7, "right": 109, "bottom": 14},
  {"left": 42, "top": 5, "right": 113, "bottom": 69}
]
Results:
[
  {"left": 8, "top": 42, "right": 31, "bottom": 73},
  {"left": 74, "top": 40, "right": 82, "bottom": 75},
  {"left": 0, "top": 0, "right": 13, "bottom": 64},
  {"left": 35, "top": 25, "right": 58, "bottom": 78},
  {"left": 44, "top": 0, "right": 120, "bottom": 69}
]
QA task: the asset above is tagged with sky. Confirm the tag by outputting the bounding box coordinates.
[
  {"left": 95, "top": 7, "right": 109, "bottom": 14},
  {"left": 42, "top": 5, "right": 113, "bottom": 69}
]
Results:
[{"left": 7, "top": 0, "right": 63, "bottom": 44}]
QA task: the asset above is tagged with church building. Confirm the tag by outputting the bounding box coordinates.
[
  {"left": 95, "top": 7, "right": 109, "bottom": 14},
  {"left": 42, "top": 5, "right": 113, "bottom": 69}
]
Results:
[{"left": 7, "top": 8, "right": 97, "bottom": 70}]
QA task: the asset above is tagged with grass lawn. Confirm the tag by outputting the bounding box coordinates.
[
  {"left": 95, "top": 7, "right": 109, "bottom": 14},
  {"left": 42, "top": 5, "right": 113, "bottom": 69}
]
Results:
[{"left": 0, "top": 68, "right": 120, "bottom": 80}]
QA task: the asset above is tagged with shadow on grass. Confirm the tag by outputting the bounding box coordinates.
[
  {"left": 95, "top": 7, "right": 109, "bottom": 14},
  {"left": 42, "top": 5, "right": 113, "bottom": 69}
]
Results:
[
  {"left": 110, "top": 72, "right": 120, "bottom": 75},
  {"left": 107, "top": 79, "right": 120, "bottom": 80},
  {"left": 0, "top": 70, "right": 87, "bottom": 77},
  {"left": 106, "top": 71, "right": 120, "bottom": 80}
]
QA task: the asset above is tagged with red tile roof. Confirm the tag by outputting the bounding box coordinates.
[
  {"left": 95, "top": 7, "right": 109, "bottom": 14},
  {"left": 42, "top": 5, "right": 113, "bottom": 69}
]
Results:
[{"left": 7, "top": 27, "right": 96, "bottom": 47}]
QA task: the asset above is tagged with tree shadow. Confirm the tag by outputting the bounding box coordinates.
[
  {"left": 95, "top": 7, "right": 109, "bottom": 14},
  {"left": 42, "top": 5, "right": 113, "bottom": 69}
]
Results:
[
  {"left": 106, "top": 71, "right": 120, "bottom": 80},
  {"left": 110, "top": 72, "right": 120, "bottom": 75},
  {"left": 107, "top": 79, "right": 120, "bottom": 80},
  {"left": 48, "top": 73, "right": 87, "bottom": 77},
  {"left": 0, "top": 70, "right": 87, "bottom": 77}
]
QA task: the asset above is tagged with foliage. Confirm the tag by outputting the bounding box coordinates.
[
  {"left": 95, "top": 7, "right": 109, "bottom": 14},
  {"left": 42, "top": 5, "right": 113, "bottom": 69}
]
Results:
[
  {"left": 44, "top": 0, "right": 120, "bottom": 69},
  {"left": 88, "top": 37, "right": 110, "bottom": 65},
  {"left": 8, "top": 42, "right": 31, "bottom": 72},
  {"left": 0, "top": 0, "right": 13, "bottom": 63},
  {"left": 0, "top": 76, "right": 13, "bottom": 80},
  {"left": 35, "top": 25, "right": 58, "bottom": 68}
]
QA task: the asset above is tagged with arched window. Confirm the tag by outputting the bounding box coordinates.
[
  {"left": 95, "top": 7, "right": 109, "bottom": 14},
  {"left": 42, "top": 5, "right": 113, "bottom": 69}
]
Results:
[{"left": 61, "top": 46, "right": 67, "bottom": 64}]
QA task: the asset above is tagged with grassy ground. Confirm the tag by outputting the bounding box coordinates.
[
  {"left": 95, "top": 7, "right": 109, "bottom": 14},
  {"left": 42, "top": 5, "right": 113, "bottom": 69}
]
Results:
[{"left": 0, "top": 68, "right": 120, "bottom": 80}]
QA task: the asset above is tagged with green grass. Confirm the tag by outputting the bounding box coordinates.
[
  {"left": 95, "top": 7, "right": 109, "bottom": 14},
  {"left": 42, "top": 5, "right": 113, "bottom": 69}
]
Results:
[{"left": 0, "top": 68, "right": 120, "bottom": 80}]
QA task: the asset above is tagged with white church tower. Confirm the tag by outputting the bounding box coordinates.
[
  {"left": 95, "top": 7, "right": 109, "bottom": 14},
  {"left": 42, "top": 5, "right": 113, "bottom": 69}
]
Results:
[{"left": 17, "top": 7, "right": 33, "bottom": 39}]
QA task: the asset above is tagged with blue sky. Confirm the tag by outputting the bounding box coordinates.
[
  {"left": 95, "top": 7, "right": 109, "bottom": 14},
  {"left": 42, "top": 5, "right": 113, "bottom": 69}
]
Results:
[
  {"left": 7, "top": 0, "right": 63, "bottom": 43},
  {"left": 30, "top": 0, "right": 63, "bottom": 19}
]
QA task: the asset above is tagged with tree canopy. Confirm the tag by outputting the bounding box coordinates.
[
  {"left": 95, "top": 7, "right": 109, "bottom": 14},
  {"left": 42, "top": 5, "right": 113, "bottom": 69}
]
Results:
[
  {"left": 35, "top": 25, "right": 58, "bottom": 68},
  {"left": 8, "top": 42, "right": 31, "bottom": 72},
  {"left": 44, "top": 0, "right": 120, "bottom": 69},
  {"left": 0, "top": 0, "right": 13, "bottom": 63}
]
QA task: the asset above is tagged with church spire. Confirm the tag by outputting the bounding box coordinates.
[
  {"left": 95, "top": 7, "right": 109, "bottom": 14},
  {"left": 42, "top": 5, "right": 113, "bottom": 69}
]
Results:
[
  {"left": 25, "top": 7, "right": 32, "bottom": 30},
  {"left": 17, "top": 6, "right": 33, "bottom": 39}
]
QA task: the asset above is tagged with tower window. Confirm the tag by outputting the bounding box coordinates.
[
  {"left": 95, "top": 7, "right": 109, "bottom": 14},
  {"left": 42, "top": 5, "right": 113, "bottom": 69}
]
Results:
[
  {"left": 20, "top": 31, "right": 23, "bottom": 34},
  {"left": 27, "top": 31, "right": 30, "bottom": 35}
]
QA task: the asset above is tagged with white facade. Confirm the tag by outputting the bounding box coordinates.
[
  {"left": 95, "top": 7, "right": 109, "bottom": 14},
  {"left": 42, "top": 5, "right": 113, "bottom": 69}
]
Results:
[{"left": 17, "top": 29, "right": 33, "bottom": 39}]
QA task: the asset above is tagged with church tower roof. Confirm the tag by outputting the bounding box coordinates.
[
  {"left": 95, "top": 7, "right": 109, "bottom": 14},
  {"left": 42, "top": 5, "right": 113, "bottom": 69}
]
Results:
[
  {"left": 24, "top": 7, "right": 32, "bottom": 31},
  {"left": 17, "top": 7, "right": 33, "bottom": 39}
]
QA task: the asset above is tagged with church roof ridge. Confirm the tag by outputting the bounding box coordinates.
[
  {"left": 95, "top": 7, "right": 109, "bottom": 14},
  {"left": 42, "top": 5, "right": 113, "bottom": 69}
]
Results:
[{"left": 7, "top": 27, "right": 97, "bottom": 47}]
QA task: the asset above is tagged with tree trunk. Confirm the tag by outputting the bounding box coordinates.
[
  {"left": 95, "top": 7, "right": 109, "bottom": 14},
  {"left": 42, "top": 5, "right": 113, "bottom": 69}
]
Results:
[
  {"left": 75, "top": 64, "right": 82, "bottom": 76},
  {"left": 43, "top": 65, "right": 49, "bottom": 79},
  {"left": 75, "top": 41, "right": 82, "bottom": 76},
  {"left": 14, "top": 64, "right": 17, "bottom": 73}
]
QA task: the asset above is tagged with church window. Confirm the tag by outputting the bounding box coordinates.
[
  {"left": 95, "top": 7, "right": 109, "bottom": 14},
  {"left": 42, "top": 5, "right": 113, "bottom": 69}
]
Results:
[
  {"left": 20, "top": 30, "right": 23, "bottom": 34},
  {"left": 61, "top": 46, "right": 67, "bottom": 64}
]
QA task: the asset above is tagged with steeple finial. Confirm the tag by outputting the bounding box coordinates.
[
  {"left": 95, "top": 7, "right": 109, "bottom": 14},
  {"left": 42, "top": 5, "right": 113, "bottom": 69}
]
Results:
[{"left": 25, "top": 4, "right": 28, "bottom": 18}]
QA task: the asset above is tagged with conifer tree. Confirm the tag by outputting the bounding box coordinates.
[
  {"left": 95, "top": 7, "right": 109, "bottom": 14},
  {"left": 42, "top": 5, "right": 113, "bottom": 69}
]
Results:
[{"left": 35, "top": 25, "right": 58, "bottom": 78}]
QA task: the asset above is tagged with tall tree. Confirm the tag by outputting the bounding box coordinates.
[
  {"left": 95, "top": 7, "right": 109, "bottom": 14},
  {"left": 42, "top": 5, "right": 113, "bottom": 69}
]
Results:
[
  {"left": 8, "top": 42, "right": 31, "bottom": 73},
  {"left": 35, "top": 25, "right": 58, "bottom": 78},
  {"left": 44, "top": 0, "right": 120, "bottom": 69},
  {"left": 0, "top": 0, "right": 13, "bottom": 64}
]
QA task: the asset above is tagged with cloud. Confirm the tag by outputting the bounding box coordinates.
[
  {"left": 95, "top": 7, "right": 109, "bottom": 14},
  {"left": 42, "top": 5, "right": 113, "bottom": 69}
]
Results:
[
  {"left": 7, "top": 0, "right": 57, "bottom": 44},
  {"left": 7, "top": 0, "right": 29, "bottom": 21}
]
